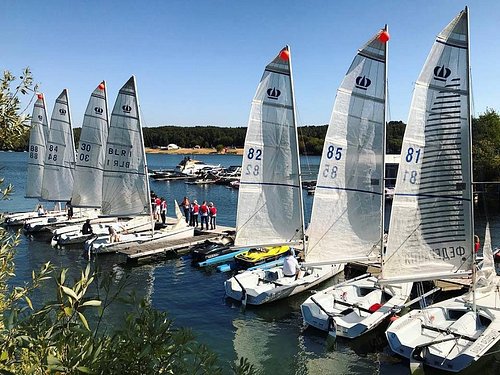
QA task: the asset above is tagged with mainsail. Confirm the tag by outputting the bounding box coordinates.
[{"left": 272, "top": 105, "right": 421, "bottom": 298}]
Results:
[
  {"left": 382, "top": 10, "right": 473, "bottom": 282},
  {"left": 71, "top": 81, "right": 109, "bottom": 208},
  {"left": 101, "top": 76, "right": 149, "bottom": 216},
  {"left": 234, "top": 46, "right": 304, "bottom": 247},
  {"left": 25, "top": 94, "right": 50, "bottom": 198},
  {"left": 41, "top": 89, "right": 76, "bottom": 202},
  {"left": 305, "top": 30, "right": 387, "bottom": 263}
]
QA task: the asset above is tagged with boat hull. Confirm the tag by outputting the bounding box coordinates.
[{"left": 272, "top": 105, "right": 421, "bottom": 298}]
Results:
[
  {"left": 86, "top": 226, "right": 194, "bottom": 254},
  {"left": 225, "top": 264, "right": 342, "bottom": 305},
  {"left": 386, "top": 292, "right": 500, "bottom": 373},
  {"left": 301, "top": 275, "right": 412, "bottom": 339}
]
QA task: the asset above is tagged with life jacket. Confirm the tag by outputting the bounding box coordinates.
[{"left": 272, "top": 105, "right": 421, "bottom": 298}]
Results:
[
  {"left": 209, "top": 207, "right": 217, "bottom": 216},
  {"left": 161, "top": 201, "right": 167, "bottom": 211},
  {"left": 155, "top": 198, "right": 161, "bottom": 207},
  {"left": 193, "top": 204, "right": 199, "bottom": 214},
  {"left": 200, "top": 204, "right": 208, "bottom": 215}
]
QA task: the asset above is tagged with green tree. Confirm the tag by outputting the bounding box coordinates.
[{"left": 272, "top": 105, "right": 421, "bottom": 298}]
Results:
[
  {"left": 0, "top": 68, "right": 37, "bottom": 150},
  {"left": 472, "top": 109, "right": 500, "bottom": 182}
]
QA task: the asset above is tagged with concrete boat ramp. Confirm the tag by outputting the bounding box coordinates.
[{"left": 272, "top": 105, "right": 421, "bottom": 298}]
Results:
[{"left": 102, "top": 225, "right": 235, "bottom": 264}]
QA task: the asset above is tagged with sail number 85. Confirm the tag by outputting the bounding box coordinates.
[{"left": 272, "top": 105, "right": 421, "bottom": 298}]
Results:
[{"left": 326, "top": 145, "right": 342, "bottom": 160}]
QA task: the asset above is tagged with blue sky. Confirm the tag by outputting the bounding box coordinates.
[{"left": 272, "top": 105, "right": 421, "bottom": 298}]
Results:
[{"left": 2, "top": 0, "right": 499, "bottom": 128}]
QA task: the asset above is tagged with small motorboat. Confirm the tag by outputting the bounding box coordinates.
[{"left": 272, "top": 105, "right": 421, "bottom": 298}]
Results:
[
  {"left": 190, "top": 235, "right": 235, "bottom": 265},
  {"left": 234, "top": 245, "right": 290, "bottom": 269}
]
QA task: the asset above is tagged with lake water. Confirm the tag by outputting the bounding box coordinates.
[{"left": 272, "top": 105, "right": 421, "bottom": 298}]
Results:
[{"left": 1, "top": 151, "right": 499, "bottom": 375}]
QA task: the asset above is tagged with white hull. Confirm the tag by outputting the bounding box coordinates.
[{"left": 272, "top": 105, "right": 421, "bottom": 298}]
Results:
[
  {"left": 3, "top": 210, "right": 66, "bottom": 226},
  {"left": 301, "top": 274, "right": 412, "bottom": 339},
  {"left": 386, "top": 286, "right": 500, "bottom": 373},
  {"left": 51, "top": 217, "right": 151, "bottom": 247},
  {"left": 87, "top": 225, "right": 194, "bottom": 254},
  {"left": 24, "top": 211, "right": 99, "bottom": 234},
  {"left": 225, "top": 264, "right": 343, "bottom": 305}
]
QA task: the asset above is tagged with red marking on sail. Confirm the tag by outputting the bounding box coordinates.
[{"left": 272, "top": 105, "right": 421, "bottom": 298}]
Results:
[
  {"left": 98, "top": 83, "right": 105, "bottom": 90},
  {"left": 279, "top": 49, "right": 290, "bottom": 61},
  {"left": 37, "top": 93, "right": 44, "bottom": 100}
]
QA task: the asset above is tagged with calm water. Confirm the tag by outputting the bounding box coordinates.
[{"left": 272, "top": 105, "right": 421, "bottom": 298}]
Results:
[{"left": 1, "top": 151, "right": 499, "bottom": 375}]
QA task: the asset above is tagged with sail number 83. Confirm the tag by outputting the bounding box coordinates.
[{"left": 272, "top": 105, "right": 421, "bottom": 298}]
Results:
[{"left": 246, "top": 147, "right": 262, "bottom": 176}]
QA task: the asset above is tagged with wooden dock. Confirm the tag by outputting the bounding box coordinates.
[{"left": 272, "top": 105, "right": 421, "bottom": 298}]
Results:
[{"left": 116, "top": 225, "right": 235, "bottom": 263}]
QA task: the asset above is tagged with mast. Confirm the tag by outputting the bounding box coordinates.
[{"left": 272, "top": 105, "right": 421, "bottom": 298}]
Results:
[
  {"left": 133, "top": 76, "right": 154, "bottom": 235},
  {"left": 288, "top": 45, "right": 306, "bottom": 254},
  {"left": 464, "top": 6, "right": 476, "bottom": 313},
  {"left": 380, "top": 24, "right": 388, "bottom": 267}
]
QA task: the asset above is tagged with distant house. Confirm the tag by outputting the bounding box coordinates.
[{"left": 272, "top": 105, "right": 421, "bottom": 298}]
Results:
[{"left": 167, "top": 144, "right": 180, "bottom": 150}]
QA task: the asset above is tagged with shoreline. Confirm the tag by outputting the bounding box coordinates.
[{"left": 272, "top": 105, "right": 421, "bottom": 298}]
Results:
[{"left": 145, "top": 147, "right": 243, "bottom": 155}]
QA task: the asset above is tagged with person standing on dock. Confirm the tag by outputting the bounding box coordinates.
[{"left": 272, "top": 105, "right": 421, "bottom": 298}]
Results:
[
  {"left": 181, "top": 196, "right": 190, "bottom": 223},
  {"left": 154, "top": 196, "right": 161, "bottom": 221},
  {"left": 66, "top": 200, "right": 73, "bottom": 220},
  {"left": 209, "top": 202, "right": 217, "bottom": 230},
  {"left": 191, "top": 200, "right": 199, "bottom": 227},
  {"left": 160, "top": 197, "right": 167, "bottom": 224},
  {"left": 200, "top": 201, "right": 209, "bottom": 230}
]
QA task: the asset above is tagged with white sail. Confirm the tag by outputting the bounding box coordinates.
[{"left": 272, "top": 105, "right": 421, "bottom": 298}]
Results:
[
  {"left": 305, "top": 31, "right": 387, "bottom": 263},
  {"left": 382, "top": 11, "right": 473, "bottom": 282},
  {"left": 476, "top": 222, "right": 496, "bottom": 288},
  {"left": 234, "top": 46, "right": 304, "bottom": 247},
  {"left": 25, "top": 94, "right": 50, "bottom": 198},
  {"left": 41, "top": 89, "right": 76, "bottom": 202},
  {"left": 101, "top": 76, "right": 149, "bottom": 216},
  {"left": 71, "top": 81, "right": 109, "bottom": 208}
]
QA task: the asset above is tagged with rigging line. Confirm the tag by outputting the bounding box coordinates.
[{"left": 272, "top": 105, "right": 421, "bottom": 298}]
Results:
[
  {"left": 469, "top": 67, "right": 476, "bottom": 117},
  {"left": 386, "top": 77, "right": 392, "bottom": 122},
  {"left": 294, "top": 104, "right": 312, "bottom": 179}
]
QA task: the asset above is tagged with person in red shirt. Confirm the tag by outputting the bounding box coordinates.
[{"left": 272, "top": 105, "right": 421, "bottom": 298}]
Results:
[
  {"left": 160, "top": 197, "right": 167, "bottom": 224},
  {"left": 155, "top": 196, "right": 161, "bottom": 222},
  {"left": 209, "top": 202, "right": 217, "bottom": 230},
  {"left": 191, "top": 200, "right": 199, "bottom": 227},
  {"left": 200, "top": 201, "right": 209, "bottom": 230}
]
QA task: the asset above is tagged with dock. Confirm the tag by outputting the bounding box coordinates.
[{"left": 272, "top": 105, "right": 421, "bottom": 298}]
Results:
[{"left": 115, "top": 225, "right": 235, "bottom": 263}]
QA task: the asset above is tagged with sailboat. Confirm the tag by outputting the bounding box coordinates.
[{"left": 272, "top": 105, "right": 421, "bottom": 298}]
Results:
[
  {"left": 71, "top": 81, "right": 110, "bottom": 209},
  {"left": 299, "top": 27, "right": 414, "bottom": 338},
  {"left": 4, "top": 94, "right": 65, "bottom": 226},
  {"left": 24, "top": 90, "right": 96, "bottom": 234},
  {"left": 51, "top": 81, "right": 151, "bottom": 247},
  {"left": 224, "top": 46, "right": 339, "bottom": 305},
  {"left": 84, "top": 76, "right": 193, "bottom": 254},
  {"left": 385, "top": 7, "right": 500, "bottom": 373}
]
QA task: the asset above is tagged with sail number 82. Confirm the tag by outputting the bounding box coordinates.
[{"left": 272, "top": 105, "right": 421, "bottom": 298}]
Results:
[{"left": 246, "top": 147, "right": 262, "bottom": 176}]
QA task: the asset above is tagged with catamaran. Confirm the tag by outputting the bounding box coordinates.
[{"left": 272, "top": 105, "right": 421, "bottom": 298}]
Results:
[
  {"left": 224, "top": 46, "right": 339, "bottom": 305},
  {"left": 84, "top": 76, "right": 193, "bottom": 254},
  {"left": 384, "top": 7, "right": 500, "bottom": 373},
  {"left": 299, "top": 27, "right": 415, "bottom": 338}
]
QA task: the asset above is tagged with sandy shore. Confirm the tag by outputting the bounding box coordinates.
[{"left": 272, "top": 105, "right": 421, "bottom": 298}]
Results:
[{"left": 145, "top": 147, "right": 243, "bottom": 155}]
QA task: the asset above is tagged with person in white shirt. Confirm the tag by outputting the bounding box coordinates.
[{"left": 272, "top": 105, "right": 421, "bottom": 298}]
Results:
[{"left": 282, "top": 249, "right": 301, "bottom": 279}]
